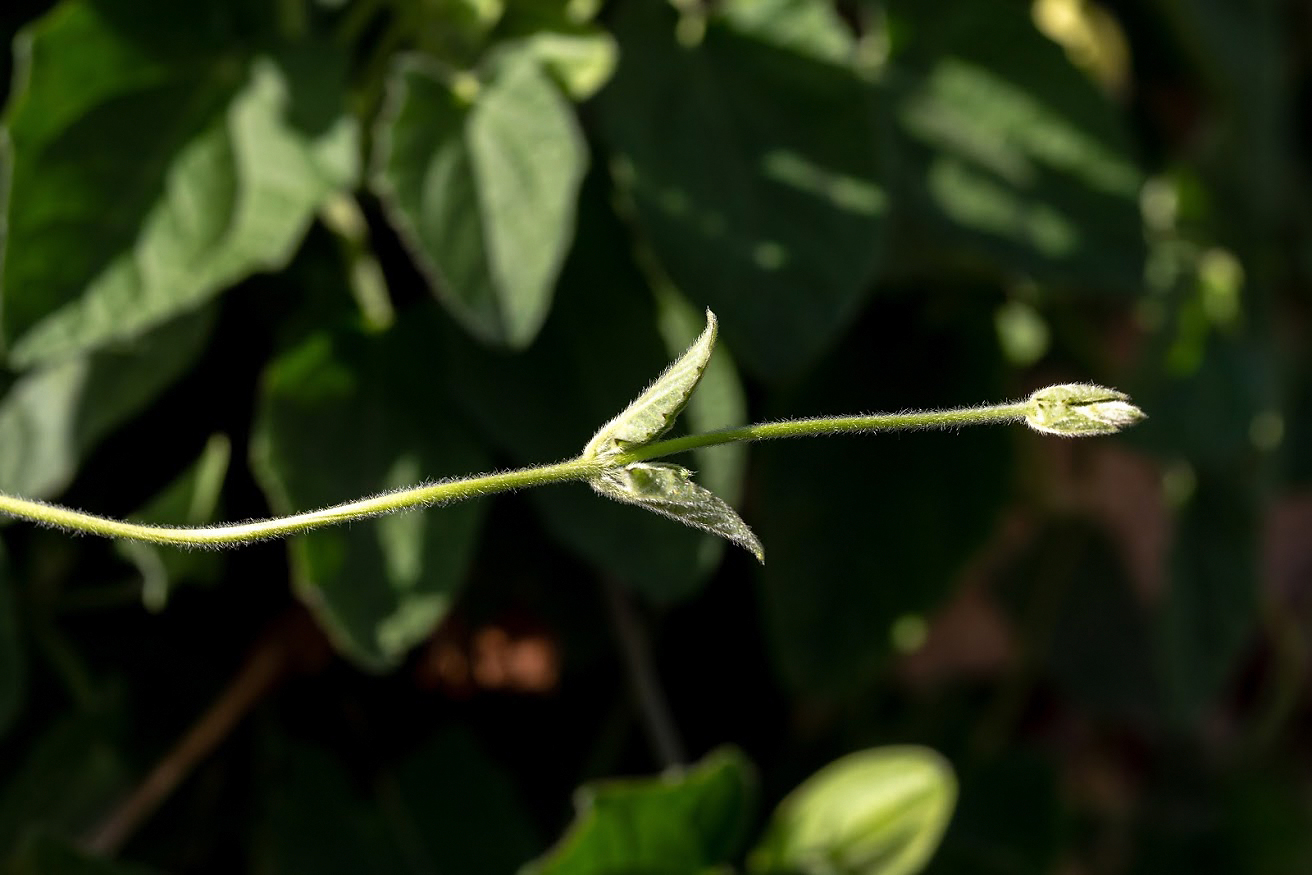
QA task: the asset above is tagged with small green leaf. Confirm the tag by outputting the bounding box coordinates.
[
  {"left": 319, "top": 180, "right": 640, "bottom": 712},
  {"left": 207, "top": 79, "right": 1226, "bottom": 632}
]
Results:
[
  {"left": 494, "top": 28, "right": 618, "bottom": 101},
  {"left": 592, "top": 461, "right": 764, "bottom": 563},
  {"left": 372, "top": 48, "right": 586, "bottom": 348},
  {"left": 750, "top": 746, "right": 957, "bottom": 875},
  {"left": 583, "top": 310, "right": 718, "bottom": 459},
  {"left": 522, "top": 747, "right": 756, "bottom": 875}
]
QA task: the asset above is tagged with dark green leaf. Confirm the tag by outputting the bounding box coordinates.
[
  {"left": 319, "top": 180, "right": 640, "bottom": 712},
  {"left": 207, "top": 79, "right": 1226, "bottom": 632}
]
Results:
[
  {"left": 2, "top": 1, "right": 358, "bottom": 365},
  {"left": 597, "top": 0, "right": 888, "bottom": 380},
  {"left": 757, "top": 303, "right": 1011, "bottom": 697},
  {"left": 1156, "top": 471, "right": 1259, "bottom": 727},
  {"left": 888, "top": 0, "right": 1145, "bottom": 291},
  {"left": 750, "top": 746, "right": 956, "bottom": 875},
  {"left": 0, "top": 308, "right": 214, "bottom": 499},
  {"left": 250, "top": 316, "right": 489, "bottom": 670},
  {"left": 372, "top": 48, "right": 585, "bottom": 348},
  {"left": 0, "top": 714, "right": 128, "bottom": 857},
  {"left": 522, "top": 747, "right": 756, "bottom": 875}
]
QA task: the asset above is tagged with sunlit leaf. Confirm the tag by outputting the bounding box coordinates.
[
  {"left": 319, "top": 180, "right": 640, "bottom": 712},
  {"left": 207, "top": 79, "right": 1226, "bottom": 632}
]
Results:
[
  {"left": 372, "top": 47, "right": 585, "bottom": 348},
  {"left": 583, "top": 309, "right": 717, "bottom": 459},
  {"left": 523, "top": 748, "right": 756, "bottom": 874},
  {"left": 592, "top": 461, "right": 763, "bottom": 562},
  {"left": 2, "top": 1, "right": 358, "bottom": 365}
]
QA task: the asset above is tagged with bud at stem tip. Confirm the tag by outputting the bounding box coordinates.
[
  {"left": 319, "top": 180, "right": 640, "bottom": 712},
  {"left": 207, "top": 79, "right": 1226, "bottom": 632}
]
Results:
[{"left": 1024, "top": 383, "right": 1146, "bottom": 436}]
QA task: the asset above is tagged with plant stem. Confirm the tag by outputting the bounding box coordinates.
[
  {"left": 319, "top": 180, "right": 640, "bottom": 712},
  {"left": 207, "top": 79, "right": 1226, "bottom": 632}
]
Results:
[
  {"left": 0, "top": 401, "right": 1030, "bottom": 548},
  {"left": 615, "top": 401, "right": 1031, "bottom": 464}
]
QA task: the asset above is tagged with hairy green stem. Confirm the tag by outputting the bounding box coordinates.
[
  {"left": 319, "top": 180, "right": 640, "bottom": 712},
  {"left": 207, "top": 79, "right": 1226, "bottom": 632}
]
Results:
[{"left": 0, "top": 400, "right": 1031, "bottom": 548}]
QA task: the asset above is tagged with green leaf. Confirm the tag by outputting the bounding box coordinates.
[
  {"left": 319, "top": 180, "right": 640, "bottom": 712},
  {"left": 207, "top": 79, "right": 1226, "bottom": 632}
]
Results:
[
  {"left": 372, "top": 48, "right": 586, "bottom": 348},
  {"left": 7, "top": 833, "right": 159, "bottom": 875},
  {"left": 592, "top": 461, "right": 763, "bottom": 562},
  {"left": 2, "top": 0, "right": 358, "bottom": 366},
  {"left": 757, "top": 303, "right": 1010, "bottom": 697},
  {"left": 0, "top": 713, "right": 128, "bottom": 857},
  {"left": 0, "top": 308, "right": 214, "bottom": 499},
  {"left": 0, "top": 546, "right": 21, "bottom": 739},
  {"left": 888, "top": 0, "right": 1145, "bottom": 291},
  {"left": 751, "top": 746, "right": 956, "bottom": 875},
  {"left": 583, "top": 309, "right": 717, "bottom": 459},
  {"left": 250, "top": 316, "right": 489, "bottom": 671},
  {"left": 597, "top": 0, "right": 888, "bottom": 380},
  {"left": 1156, "top": 471, "right": 1259, "bottom": 727},
  {"left": 116, "top": 434, "right": 231, "bottom": 611},
  {"left": 522, "top": 747, "right": 756, "bottom": 875},
  {"left": 496, "top": 28, "right": 618, "bottom": 101}
]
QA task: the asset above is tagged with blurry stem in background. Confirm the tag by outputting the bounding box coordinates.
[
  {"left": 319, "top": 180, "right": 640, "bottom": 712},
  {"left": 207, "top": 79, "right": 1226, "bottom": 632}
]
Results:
[
  {"left": 83, "top": 609, "right": 329, "bottom": 856},
  {"left": 603, "top": 579, "right": 685, "bottom": 768},
  {"left": 0, "top": 384, "right": 1143, "bottom": 550},
  {"left": 1246, "top": 599, "right": 1308, "bottom": 753}
]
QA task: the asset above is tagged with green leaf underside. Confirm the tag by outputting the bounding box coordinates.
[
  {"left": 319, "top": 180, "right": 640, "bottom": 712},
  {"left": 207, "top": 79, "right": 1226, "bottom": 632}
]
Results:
[
  {"left": 523, "top": 747, "right": 756, "bottom": 874},
  {"left": 751, "top": 746, "right": 957, "bottom": 875},
  {"left": 251, "top": 317, "right": 489, "bottom": 671},
  {"left": 372, "top": 49, "right": 585, "bottom": 348},
  {"left": 2, "top": 1, "right": 358, "bottom": 365},
  {"left": 592, "top": 462, "right": 763, "bottom": 563},
  {"left": 584, "top": 309, "right": 718, "bottom": 459}
]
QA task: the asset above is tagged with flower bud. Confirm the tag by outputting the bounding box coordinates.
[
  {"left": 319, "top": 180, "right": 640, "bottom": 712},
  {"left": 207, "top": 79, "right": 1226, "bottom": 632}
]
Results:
[{"left": 1024, "top": 383, "right": 1146, "bottom": 436}]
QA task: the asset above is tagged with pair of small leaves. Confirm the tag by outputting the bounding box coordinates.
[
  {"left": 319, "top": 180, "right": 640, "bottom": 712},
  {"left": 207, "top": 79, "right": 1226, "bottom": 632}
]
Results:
[{"left": 583, "top": 310, "right": 765, "bottom": 562}]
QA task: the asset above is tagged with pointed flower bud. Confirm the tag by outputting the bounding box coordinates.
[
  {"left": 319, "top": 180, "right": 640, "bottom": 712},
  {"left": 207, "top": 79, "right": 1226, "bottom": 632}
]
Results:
[{"left": 1024, "top": 383, "right": 1146, "bottom": 436}]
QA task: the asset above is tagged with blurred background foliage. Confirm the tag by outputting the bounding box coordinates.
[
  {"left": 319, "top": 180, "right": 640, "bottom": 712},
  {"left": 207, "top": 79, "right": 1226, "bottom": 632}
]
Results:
[{"left": 0, "top": 0, "right": 1309, "bottom": 871}]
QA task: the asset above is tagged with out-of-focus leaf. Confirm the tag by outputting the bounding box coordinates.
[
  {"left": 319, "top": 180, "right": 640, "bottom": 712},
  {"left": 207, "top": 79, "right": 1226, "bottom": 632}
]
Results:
[
  {"left": 1156, "top": 471, "right": 1259, "bottom": 727},
  {"left": 251, "top": 315, "right": 489, "bottom": 671},
  {"left": 751, "top": 746, "right": 956, "bottom": 875},
  {"left": 116, "top": 434, "right": 231, "bottom": 611},
  {"left": 0, "top": 308, "right": 213, "bottom": 499},
  {"left": 583, "top": 309, "right": 716, "bottom": 460},
  {"left": 888, "top": 0, "right": 1145, "bottom": 292},
  {"left": 757, "top": 302, "right": 1010, "bottom": 697},
  {"left": 0, "top": 713, "right": 128, "bottom": 857},
  {"left": 597, "top": 0, "right": 888, "bottom": 381},
  {"left": 0, "top": 545, "right": 20, "bottom": 739},
  {"left": 591, "top": 462, "right": 764, "bottom": 562},
  {"left": 445, "top": 171, "right": 748, "bottom": 600},
  {"left": 717, "top": 0, "right": 855, "bottom": 63},
  {"left": 2, "top": 1, "right": 358, "bottom": 366},
  {"left": 372, "top": 47, "right": 585, "bottom": 348},
  {"left": 497, "top": 28, "right": 617, "bottom": 101},
  {"left": 522, "top": 747, "right": 756, "bottom": 875},
  {"left": 7, "top": 832, "right": 159, "bottom": 875}
]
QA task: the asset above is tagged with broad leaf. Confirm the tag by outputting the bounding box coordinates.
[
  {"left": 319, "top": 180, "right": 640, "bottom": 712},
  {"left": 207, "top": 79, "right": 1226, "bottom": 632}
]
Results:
[
  {"left": 0, "top": 308, "right": 213, "bottom": 499},
  {"left": 372, "top": 47, "right": 585, "bottom": 348},
  {"left": 592, "top": 461, "right": 763, "bottom": 562},
  {"left": 751, "top": 746, "right": 956, "bottom": 875},
  {"left": 523, "top": 747, "right": 756, "bottom": 875},
  {"left": 251, "top": 316, "right": 489, "bottom": 670},
  {"left": 583, "top": 309, "right": 717, "bottom": 459},
  {"left": 2, "top": 1, "right": 359, "bottom": 366},
  {"left": 597, "top": 0, "right": 888, "bottom": 381},
  {"left": 887, "top": 0, "right": 1145, "bottom": 292}
]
